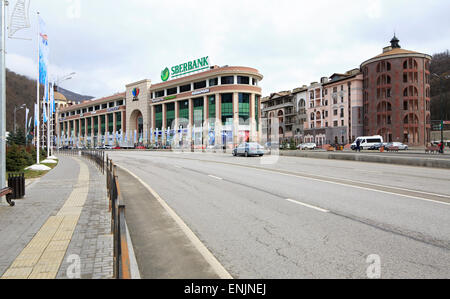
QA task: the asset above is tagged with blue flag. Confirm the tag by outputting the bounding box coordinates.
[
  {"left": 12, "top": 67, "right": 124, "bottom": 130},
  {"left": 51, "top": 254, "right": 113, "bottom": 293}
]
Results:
[{"left": 38, "top": 16, "right": 49, "bottom": 86}]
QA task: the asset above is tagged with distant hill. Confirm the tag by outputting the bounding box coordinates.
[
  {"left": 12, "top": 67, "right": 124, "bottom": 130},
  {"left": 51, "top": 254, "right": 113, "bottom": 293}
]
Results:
[
  {"left": 5, "top": 69, "right": 94, "bottom": 132},
  {"left": 430, "top": 50, "right": 450, "bottom": 122}
]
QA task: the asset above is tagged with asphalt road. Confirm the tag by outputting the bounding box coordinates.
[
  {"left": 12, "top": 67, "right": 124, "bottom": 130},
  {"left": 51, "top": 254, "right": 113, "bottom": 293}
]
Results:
[{"left": 108, "top": 151, "right": 450, "bottom": 279}]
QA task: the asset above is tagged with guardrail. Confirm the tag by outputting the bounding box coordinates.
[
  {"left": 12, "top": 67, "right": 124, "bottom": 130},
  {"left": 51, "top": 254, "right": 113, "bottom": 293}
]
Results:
[
  {"left": 106, "top": 155, "right": 131, "bottom": 279},
  {"left": 58, "top": 149, "right": 131, "bottom": 279},
  {"left": 81, "top": 150, "right": 105, "bottom": 175}
]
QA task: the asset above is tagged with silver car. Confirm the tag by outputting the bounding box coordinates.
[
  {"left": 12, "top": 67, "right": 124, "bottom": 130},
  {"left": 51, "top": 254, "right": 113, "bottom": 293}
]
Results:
[{"left": 233, "top": 143, "right": 265, "bottom": 157}]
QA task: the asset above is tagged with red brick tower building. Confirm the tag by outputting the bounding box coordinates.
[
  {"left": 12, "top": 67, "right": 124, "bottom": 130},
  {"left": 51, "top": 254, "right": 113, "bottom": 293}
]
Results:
[{"left": 361, "top": 37, "right": 432, "bottom": 146}]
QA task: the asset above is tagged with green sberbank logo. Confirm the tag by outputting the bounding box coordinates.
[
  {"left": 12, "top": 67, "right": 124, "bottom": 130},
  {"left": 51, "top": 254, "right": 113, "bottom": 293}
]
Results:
[
  {"left": 161, "top": 68, "right": 170, "bottom": 82},
  {"left": 161, "top": 56, "right": 210, "bottom": 82}
]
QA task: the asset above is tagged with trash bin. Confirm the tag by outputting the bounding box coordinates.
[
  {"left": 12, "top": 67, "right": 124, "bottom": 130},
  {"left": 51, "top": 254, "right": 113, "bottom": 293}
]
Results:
[{"left": 8, "top": 173, "right": 25, "bottom": 199}]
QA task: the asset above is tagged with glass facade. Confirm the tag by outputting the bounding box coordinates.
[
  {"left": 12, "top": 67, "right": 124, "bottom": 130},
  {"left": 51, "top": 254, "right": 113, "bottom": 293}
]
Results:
[
  {"left": 108, "top": 114, "right": 114, "bottom": 133},
  {"left": 209, "top": 95, "right": 216, "bottom": 126},
  {"left": 166, "top": 103, "right": 175, "bottom": 129},
  {"left": 81, "top": 119, "right": 85, "bottom": 134},
  {"left": 179, "top": 100, "right": 189, "bottom": 128},
  {"left": 221, "top": 93, "right": 233, "bottom": 125},
  {"left": 155, "top": 105, "right": 163, "bottom": 129},
  {"left": 94, "top": 116, "right": 98, "bottom": 135},
  {"left": 87, "top": 118, "right": 92, "bottom": 136},
  {"left": 101, "top": 115, "right": 106, "bottom": 135},
  {"left": 116, "top": 112, "right": 122, "bottom": 132},
  {"left": 255, "top": 95, "right": 260, "bottom": 131},
  {"left": 193, "top": 98, "right": 204, "bottom": 126},
  {"left": 239, "top": 93, "right": 250, "bottom": 125}
]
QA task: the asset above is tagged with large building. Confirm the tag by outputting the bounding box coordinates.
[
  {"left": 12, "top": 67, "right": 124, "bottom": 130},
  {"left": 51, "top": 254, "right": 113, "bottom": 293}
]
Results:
[
  {"left": 304, "top": 69, "right": 364, "bottom": 145},
  {"left": 269, "top": 36, "right": 431, "bottom": 147},
  {"left": 261, "top": 86, "right": 308, "bottom": 145},
  {"left": 57, "top": 64, "right": 264, "bottom": 148},
  {"left": 361, "top": 36, "right": 432, "bottom": 145}
]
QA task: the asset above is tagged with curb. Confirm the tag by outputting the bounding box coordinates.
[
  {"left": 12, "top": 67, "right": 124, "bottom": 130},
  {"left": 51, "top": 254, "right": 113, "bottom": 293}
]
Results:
[
  {"left": 279, "top": 151, "right": 450, "bottom": 169},
  {"left": 115, "top": 163, "right": 234, "bottom": 280}
]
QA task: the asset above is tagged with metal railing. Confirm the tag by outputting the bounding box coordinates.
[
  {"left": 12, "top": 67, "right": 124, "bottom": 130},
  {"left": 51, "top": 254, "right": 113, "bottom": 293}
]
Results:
[
  {"left": 58, "top": 148, "right": 131, "bottom": 279},
  {"left": 106, "top": 155, "right": 131, "bottom": 279},
  {"left": 81, "top": 150, "right": 105, "bottom": 174}
]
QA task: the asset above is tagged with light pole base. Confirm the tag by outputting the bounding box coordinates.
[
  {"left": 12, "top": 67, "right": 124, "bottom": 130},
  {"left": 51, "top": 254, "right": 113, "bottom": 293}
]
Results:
[{"left": 26, "top": 164, "right": 51, "bottom": 171}]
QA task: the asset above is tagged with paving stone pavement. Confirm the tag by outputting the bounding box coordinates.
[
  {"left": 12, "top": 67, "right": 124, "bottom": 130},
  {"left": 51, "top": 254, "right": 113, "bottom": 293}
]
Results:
[{"left": 0, "top": 155, "right": 113, "bottom": 279}]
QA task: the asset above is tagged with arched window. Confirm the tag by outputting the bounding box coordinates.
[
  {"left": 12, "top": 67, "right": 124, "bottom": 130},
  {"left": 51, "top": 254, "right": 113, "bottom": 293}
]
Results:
[
  {"left": 310, "top": 113, "right": 315, "bottom": 121},
  {"left": 403, "top": 60, "right": 408, "bottom": 69}
]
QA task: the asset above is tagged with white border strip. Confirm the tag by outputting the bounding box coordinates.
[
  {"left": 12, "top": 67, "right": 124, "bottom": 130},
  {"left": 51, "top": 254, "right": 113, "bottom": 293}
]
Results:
[{"left": 116, "top": 163, "right": 233, "bottom": 280}]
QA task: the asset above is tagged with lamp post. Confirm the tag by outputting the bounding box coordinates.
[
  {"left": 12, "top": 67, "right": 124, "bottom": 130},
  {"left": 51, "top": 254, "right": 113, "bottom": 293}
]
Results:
[
  {"left": 14, "top": 104, "right": 26, "bottom": 133},
  {"left": 432, "top": 73, "right": 449, "bottom": 153}
]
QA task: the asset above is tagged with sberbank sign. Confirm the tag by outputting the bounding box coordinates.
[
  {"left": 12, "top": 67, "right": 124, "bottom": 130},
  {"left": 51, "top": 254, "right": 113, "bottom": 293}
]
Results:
[{"left": 161, "top": 56, "right": 210, "bottom": 82}]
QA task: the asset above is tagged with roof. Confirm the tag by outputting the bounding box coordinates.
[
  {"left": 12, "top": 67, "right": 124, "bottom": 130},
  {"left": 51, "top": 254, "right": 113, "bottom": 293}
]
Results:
[
  {"left": 60, "top": 92, "right": 125, "bottom": 112},
  {"left": 374, "top": 47, "right": 420, "bottom": 59},
  {"left": 54, "top": 91, "right": 67, "bottom": 101}
]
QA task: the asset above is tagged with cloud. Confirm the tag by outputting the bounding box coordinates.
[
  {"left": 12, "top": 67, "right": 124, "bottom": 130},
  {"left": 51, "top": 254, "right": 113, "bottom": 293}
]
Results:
[{"left": 4, "top": 0, "right": 450, "bottom": 98}]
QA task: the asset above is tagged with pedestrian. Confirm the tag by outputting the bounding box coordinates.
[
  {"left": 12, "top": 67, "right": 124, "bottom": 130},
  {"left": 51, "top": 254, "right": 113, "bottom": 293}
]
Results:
[
  {"left": 356, "top": 139, "right": 361, "bottom": 152},
  {"left": 438, "top": 141, "right": 444, "bottom": 154}
]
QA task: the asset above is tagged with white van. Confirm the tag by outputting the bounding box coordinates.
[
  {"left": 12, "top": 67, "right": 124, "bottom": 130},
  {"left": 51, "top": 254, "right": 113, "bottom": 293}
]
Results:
[{"left": 351, "top": 135, "right": 384, "bottom": 150}]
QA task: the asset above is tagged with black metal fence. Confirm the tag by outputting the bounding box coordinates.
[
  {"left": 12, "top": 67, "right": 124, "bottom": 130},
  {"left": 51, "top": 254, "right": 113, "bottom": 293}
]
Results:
[
  {"left": 57, "top": 149, "right": 131, "bottom": 279},
  {"left": 81, "top": 150, "right": 105, "bottom": 174},
  {"left": 106, "top": 156, "right": 131, "bottom": 279}
]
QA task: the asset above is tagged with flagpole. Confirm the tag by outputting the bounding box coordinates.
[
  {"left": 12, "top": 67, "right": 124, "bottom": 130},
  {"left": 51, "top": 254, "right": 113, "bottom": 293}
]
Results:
[{"left": 36, "top": 11, "right": 40, "bottom": 164}]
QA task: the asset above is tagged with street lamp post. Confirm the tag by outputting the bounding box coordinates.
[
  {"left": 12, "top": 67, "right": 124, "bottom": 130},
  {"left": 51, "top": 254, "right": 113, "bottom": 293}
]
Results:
[{"left": 14, "top": 104, "right": 26, "bottom": 133}]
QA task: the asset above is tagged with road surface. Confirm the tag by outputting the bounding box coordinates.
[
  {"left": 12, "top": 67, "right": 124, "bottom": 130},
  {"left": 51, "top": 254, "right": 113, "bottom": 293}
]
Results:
[{"left": 108, "top": 151, "right": 450, "bottom": 279}]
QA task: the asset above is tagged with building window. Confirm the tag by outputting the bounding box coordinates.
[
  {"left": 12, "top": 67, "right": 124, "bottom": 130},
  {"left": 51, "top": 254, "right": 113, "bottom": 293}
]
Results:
[
  {"left": 165, "top": 103, "right": 175, "bottom": 129},
  {"left": 238, "top": 93, "right": 250, "bottom": 125},
  {"left": 102, "top": 104, "right": 107, "bottom": 110},
  {"left": 117, "top": 100, "right": 124, "bottom": 106},
  {"left": 193, "top": 98, "right": 204, "bottom": 126},
  {"left": 180, "top": 84, "right": 191, "bottom": 93},
  {"left": 178, "top": 101, "right": 189, "bottom": 128},
  {"left": 155, "top": 90, "right": 165, "bottom": 98},
  {"left": 221, "top": 93, "right": 233, "bottom": 125},
  {"left": 209, "top": 95, "right": 216, "bottom": 125},
  {"left": 155, "top": 105, "right": 163, "bottom": 129},
  {"left": 108, "top": 114, "right": 114, "bottom": 133},
  {"left": 221, "top": 76, "right": 234, "bottom": 85},
  {"left": 115, "top": 112, "right": 122, "bottom": 132},
  {"left": 209, "top": 78, "right": 218, "bottom": 87},
  {"left": 194, "top": 81, "right": 207, "bottom": 90},
  {"left": 334, "top": 121, "right": 338, "bottom": 127},
  {"left": 109, "top": 102, "right": 115, "bottom": 108},
  {"left": 255, "top": 95, "right": 260, "bottom": 131},
  {"left": 237, "top": 76, "right": 250, "bottom": 85},
  {"left": 167, "top": 87, "right": 177, "bottom": 96}
]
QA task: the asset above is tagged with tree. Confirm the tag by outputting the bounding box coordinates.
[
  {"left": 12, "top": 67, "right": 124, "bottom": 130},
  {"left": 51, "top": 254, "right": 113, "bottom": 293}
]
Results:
[{"left": 7, "top": 128, "right": 26, "bottom": 146}]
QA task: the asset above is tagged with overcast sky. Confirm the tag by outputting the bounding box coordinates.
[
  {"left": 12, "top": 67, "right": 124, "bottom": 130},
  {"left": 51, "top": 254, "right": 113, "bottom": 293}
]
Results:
[{"left": 5, "top": 0, "right": 450, "bottom": 98}]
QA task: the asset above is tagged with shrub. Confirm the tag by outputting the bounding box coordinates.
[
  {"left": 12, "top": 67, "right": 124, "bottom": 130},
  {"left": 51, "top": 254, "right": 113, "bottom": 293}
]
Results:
[{"left": 6, "top": 144, "right": 33, "bottom": 172}]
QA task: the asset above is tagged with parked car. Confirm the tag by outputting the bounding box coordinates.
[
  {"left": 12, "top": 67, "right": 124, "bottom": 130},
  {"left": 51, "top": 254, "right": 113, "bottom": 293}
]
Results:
[
  {"left": 233, "top": 143, "right": 265, "bottom": 157},
  {"left": 112, "top": 146, "right": 121, "bottom": 150},
  {"left": 385, "top": 142, "right": 408, "bottom": 151},
  {"left": 297, "top": 143, "right": 317, "bottom": 150},
  {"left": 369, "top": 143, "right": 388, "bottom": 150}
]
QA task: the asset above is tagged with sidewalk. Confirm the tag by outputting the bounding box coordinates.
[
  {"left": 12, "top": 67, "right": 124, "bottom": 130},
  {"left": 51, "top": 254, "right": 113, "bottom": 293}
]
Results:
[{"left": 0, "top": 155, "right": 113, "bottom": 279}]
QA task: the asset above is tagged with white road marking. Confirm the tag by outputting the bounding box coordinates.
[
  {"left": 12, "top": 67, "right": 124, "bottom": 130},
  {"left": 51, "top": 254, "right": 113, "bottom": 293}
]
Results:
[
  {"left": 115, "top": 163, "right": 233, "bottom": 280},
  {"left": 208, "top": 175, "right": 223, "bottom": 180},
  {"left": 273, "top": 170, "right": 450, "bottom": 207},
  {"left": 285, "top": 199, "right": 330, "bottom": 213}
]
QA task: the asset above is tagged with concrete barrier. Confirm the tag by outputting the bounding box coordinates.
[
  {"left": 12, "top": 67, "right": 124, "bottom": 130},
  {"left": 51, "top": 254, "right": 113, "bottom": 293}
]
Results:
[{"left": 279, "top": 150, "right": 450, "bottom": 169}]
